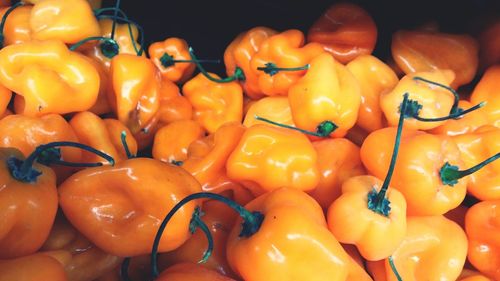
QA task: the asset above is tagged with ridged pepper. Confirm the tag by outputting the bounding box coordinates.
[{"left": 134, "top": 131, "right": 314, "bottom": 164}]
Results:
[
  {"left": 307, "top": 3, "right": 377, "bottom": 64},
  {"left": 0, "top": 253, "right": 67, "bottom": 281},
  {"left": 149, "top": 37, "right": 196, "bottom": 83},
  {"left": 429, "top": 100, "right": 489, "bottom": 136},
  {"left": 470, "top": 65, "right": 500, "bottom": 128},
  {"left": 157, "top": 78, "right": 193, "bottom": 125},
  {"left": 0, "top": 4, "right": 32, "bottom": 46},
  {"left": 0, "top": 84, "right": 11, "bottom": 118},
  {"left": 243, "top": 96, "right": 294, "bottom": 128}
]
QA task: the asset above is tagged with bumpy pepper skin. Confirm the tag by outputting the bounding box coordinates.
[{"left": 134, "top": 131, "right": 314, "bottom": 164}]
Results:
[
  {"left": 307, "top": 3, "right": 377, "bottom": 64},
  {"left": 0, "top": 253, "right": 68, "bottom": 281},
  {"left": 288, "top": 52, "right": 361, "bottom": 137},
  {"left": 470, "top": 65, "right": 500, "bottom": 128},
  {"left": 452, "top": 126, "right": 500, "bottom": 200},
  {"left": 327, "top": 176, "right": 407, "bottom": 261},
  {"left": 0, "top": 148, "right": 58, "bottom": 259},
  {"left": 0, "top": 5, "right": 32, "bottom": 46},
  {"left": 58, "top": 158, "right": 202, "bottom": 257},
  {"left": 249, "top": 29, "right": 324, "bottom": 96},
  {"left": 346, "top": 55, "right": 399, "bottom": 132},
  {"left": 153, "top": 120, "right": 205, "bottom": 164},
  {"left": 30, "top": 0, "right": 100, "bottom": 44},
  {"left": 110, "top": 54, "right": 160, "bottom": 134},
  {"left": 0, "top": 84, "right": 11, "bottom": 118},
  {"left": 157, "top": 78, "right": 193, "bottom": 125},
  {"left": 309, "top": 138, "right": 365, "bottom": 209},
  {"left": 429, "top": 100, "right": 489, "bottom": 136},
  {"left": 377, "top": 216, "right": 467, "bottom": 281},
  {"left": 391, "top": 30, "right": 478, "bottom": 88},
  {"left": 380, "top": 70, "right": 456, "bottom": 130},
  {"left": 227, "top": 188, "right": 351, "bottom": 281},
  {"left": 466, "top": 201, "right": 500, "bottom": 280},
  {"left": 361, "top": 128, "right": 466, "bottom": 215},
  {"left": 224, "top": 26, "right": 277, "bottom": 99},
  {"left": 182, "top": 73, "right": 243, "bottom": 133},
  {"left": 0, "top": 40, "right": 100, "bottom": 116},
  {"left": 156, "top": 263, "right": 236, "bottom": 281},
  {"left": 478, "top": 20, "right": 500, "bottom": 69},
  {"left": 226, "top": 124, "right": 319, "bottom": 195},
  {"left": 243, "top": 96, "right": 294, "bottom": 128},
  {"left": 149, "top": 37, "right": 196, "bottom": 83}
]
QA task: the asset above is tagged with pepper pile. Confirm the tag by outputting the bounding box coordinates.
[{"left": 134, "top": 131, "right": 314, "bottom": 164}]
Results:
[{"left": 0, "top": 0, "right": 499, "bottom": 281}]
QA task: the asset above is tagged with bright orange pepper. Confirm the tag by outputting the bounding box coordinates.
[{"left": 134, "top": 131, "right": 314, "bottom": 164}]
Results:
[
  {"left": 288, "top": 52, "right": 361, "bottom": 137},
  {"left": 182, "top": 73, "right": 243, "bottom": 133},
  {"left": 58, "top": 157, "right": 201, "bottom": 257},
  {"left": 361, "top": 128, "right": 466, "bottom": 215},
  {"left": 373, "top": 216, "right": 467, "bottom": 281},
  {"left": 0, "top": 40, "right": 100, "bottom": 116},
  {"left": 0, "top": 5, "right": 32, "bottom": 46},
  {"left": 69, "top": 111, "right": 138, "bottom": 164},
  {"left": 226, "top": 124, "right": 319, "bottom": 195},
  {"left": 452, "top": 125, "right": 500, "bottom": 200},
  {"left": 29, "top": 0, "right": 100, "bottom": 44},
  {"left": 0, "top": 84, "right": 11, "bottom": 118},
  {"left": 158, "top": 199, "right": 238, "bottom": 277},
  {"left": 224, "top": 26, "right": 277, "bottom": 99},
  {"left": 429, "top": 100, "right": 489, "bottom": 136},
  {"left": 391, "top": 30, "right": 478, "bottom": 88},
  {"left": 0, "top": 147, "right": 58, "bottom": 259},
  {"left": 470, "top": 65, "right": 500, "bottom": 128},
  {"left": 380, "top": 70, "right": 456, "bottom": 130},
  {"left": 243, "top": 96, "right": 294, "bottom": 128},
  {"left": 110, "top": 54, "right": 160, "bottom": 134},
  {"left": 346, "top": 55, "right": 399, "bottom": 132},
  {"left": 0, "top": 108, "right": 11, "bottom": 119},
  {"left": 157, "top": 78, "right": 193, "bottom": 125},
  {"left": 131, "top": 114, "right": 161, "bottom": 151},
  {"left": 249, "top": 29, "right": 324, "bottom": 96},
  {"left": 149, "top": 37, "right": 196, "bottom": 83},
  {"left": 87, "top": 57, "right": 113, "bottom": 115},
  {"left": 466, "top": 200, "right": 500, "bottom": 280},
  {"left": 309, "top": 138, "right": 365, "bottom": 209},
  {"left": 156, "top": 263, "right": 237, "bottom": 281},
  {"left": 153, "top": 120, "right": 206, "bottom": 164},
  {"left": 0, "top": 253, "right": 67, "bottom": 281},
  {"left": 307, "top": 3, "right": 377, "bottom": 64},
  {"left": 478, "top": 20, "right": 500, "bottom": 69}
]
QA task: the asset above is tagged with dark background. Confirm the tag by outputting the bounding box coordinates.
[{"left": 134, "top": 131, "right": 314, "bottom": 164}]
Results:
[{"left": 102, "top": 0, "right": 499, "bottom": 74}]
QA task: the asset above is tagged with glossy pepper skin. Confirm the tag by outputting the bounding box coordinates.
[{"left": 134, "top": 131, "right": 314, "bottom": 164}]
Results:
[
  {"left": 0, "top": 84, "right": 11, "bottom": 118},
  {"left": 478, "top": 20, "right": 500, "bottom": 69},
  {"left": 380, "top": 70, "right": 456, "bottom": 130},
  {"left": 0, "top": 40, "right": 100, "bottom": 116},
  {"left": 249, "top": 29, "right": 324, "bottom": 96},
  {"left": 157, "top": 78, "right": 193, "bottom": 125},
  {"left": 226, "top": 124, "right": 319, "bottom": 195},
  {"left": 346, "top": 55, "right": 399, "bottom": 132},
  {"left": 373, "top": 216, "right": 467, "bottom": 281},
  {"left": 309, "top": 138, "right": 365, "bottom": 209},
  {"left": 0, "top": 253, "right": 67, "bottom": 281},
  {"left": 361, "top": 128, "right": 466, "bottom": 215},
  {"left": 327, "top": 176, "right": 407, "bottom": 261},
  {"left": 153, "top": 120, "right": 205, "bottom": 164},
  {"left": 30, "top": 0, "right": 100, "bottom": 44},
  {"left": 58, "top": 158, "right": 202, "bottom": 257},
  {"left": 391, "top": 30, "right": 478, "bottom": 88},
  {"left": 452, "top": 126, "right": 500, "bottom": 200},
  {"left": 0, "top": 5, "right": 32, "bottom": 46},
  {"left": 110, "top": 54, "right": 160, "bottom": 134},
  {"left": 470, "top": 65, "right": 500, "bottom": 128},
  {"left": 156, "top": 263, "right": 236, "bottom": 281},
  {"left": 226, "top": 188, "right": 352, "bottom": 281},
  {"left": 288, "top": 52, "right": 361, "bottom": 137},
  {"left": 182, "top": 73, "right": 243, "bottom": 133},
  {"left": 243, "top": 96, "right": 295, "bottom": 128},
  {"left": 149, "top": 37, "right": 196, "bottom": 83},
  {"left": 465, "top": 200, "right": 500, "bottom": 280},
  {"left": 0, "top": 148, "right": 58, "bottom": 259},
  {"left": 224, "top": 26, "right": 277, "bottom": 99},
  {"left": 307, "top": 3, "right": 377, "bottom": 64},
  {"left": 429, "top": 100, "right": 488, "bottom": 136}
]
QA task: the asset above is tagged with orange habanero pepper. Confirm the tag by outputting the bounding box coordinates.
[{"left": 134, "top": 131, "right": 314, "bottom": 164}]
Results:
[
  {"left": 429, "top": 100, "right": 489, "bottom": 136},
  {"left": 0, "top": 40, "right": 100, "bottom": 116},
  {"left": 465, "top": 200, "right": 500, "bottom": 280},
  {"left": 288, "top": 52, "right": 361, "bottom": 138},
  {"left": 0, "top": 84, "right": 11, "bottom": 118},
  {"left": 470, "top": 65, "right": 500, "bottom": 128},
  {"left": 0, "top": 4, "right": 32, "bottom": 46},
  {"left": 149, "top": 37, "right": 196, "bottom": 84},
  {"left": 157, "top": 78, "right": 193, "bottom": 125},
  {"left": 307, "top": 2, "right": 377, "bottom": 64},
  {"left": 156, "top": 263, "right": 236, "bottom": 281},
  {"left": 0, "top": 253, "right": 67, "bottom": 281},
  {"left": 478, "top": 19, "right": 500, "bottom": 69},
  {"left": 182, "top": 73, "right": 243, "bottom": 133},
  {"left": 391, "top": 30, "right": 479, "bottom": 88},
  {"left": 458, "top": 270, "right": 493, "bottom": 281},
  {"left": 243, "top": 96, "right": 294, "bottom": 128}
]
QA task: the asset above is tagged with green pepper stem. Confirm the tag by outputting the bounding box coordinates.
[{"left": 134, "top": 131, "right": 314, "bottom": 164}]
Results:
[
  {"left": 440, "top": 152, "right": 500, "bottom": 186},
  {"left": 97, "top": 14, "right": 144, "bottom": 56},
  {"left": 0, "top": 2, "right": 23, "bottom": 48},
  {"left": 119, "top": 257, "right": 131, "bottom": 281},
  {"left": 254, "top": 116, "right": 336, "bottom": 138},
  {"left": 412, "top": 102, "right": 486, "bottom": 122},
  {"left": 388, "top": 256, "right": 403, "bottom": 281},
  {"left": 189, "top": 206, "right": 214, "bottom": 264},
  {"left": 120, "top": 131, "right": 135, "bottom": 159},
  {"left": 110, "top": 0, "right": 121, "bottom": 40},
  {"left": 188, "top": 47, "right": 245, "bottom": 83},
  {"left": 257, "top": 62, "right": 309, "bottom": 76},
  {"left": 159, "top": 52, "right": 220, "bottom": 68},
  {"left": 367, "top": 93, "right": 409, "bottom": 216},
  {"left": 69, "top": 36, "right": 120, "bottom": 58},
  {"left": 151, "top": 192, "right": 264, "bottom": 278},
  {"left": 413, "top": 76, "right": 460, "bottom": 115}
]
